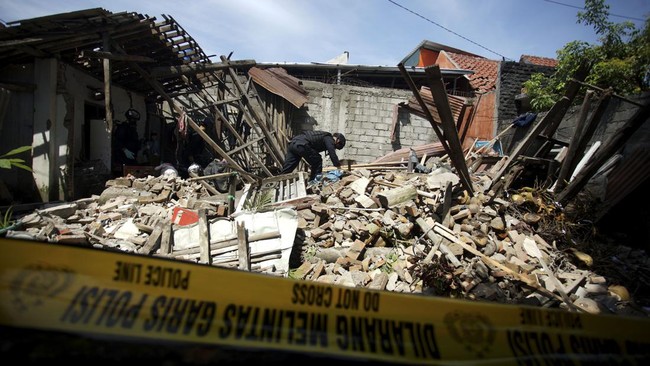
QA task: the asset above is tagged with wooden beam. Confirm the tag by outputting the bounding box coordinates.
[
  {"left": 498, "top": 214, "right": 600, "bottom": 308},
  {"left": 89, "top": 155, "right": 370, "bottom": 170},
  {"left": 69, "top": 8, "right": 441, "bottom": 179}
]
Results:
[
  {"left": 424, "top": 65, "right": 474, "bottom": 195},
  {"left": 571, "top": 78, "right": 645, "bottom": 107},
  {"left": 160, "top": 222, "right": 173, "bottom": 254},
  {"left": 138, "top": 223, "right": 163, "bottom": 255},
  {"left": 187, "top": 117, "right": 266, "bottom": 180},
  {"left": 102, "top": 33, "right": 113, "bottom": 133},
  {"left": 111, "top": 42, "right": 259, "bottom": 183},
  {"left": 198, "top": 209, "right": 211, "bottom": 264},
  {"left": 221, "top": 55, "right": 285, "bottom": 165},
  {"left": 149, "top": 60, "right": 256, "bottom": 79},
  {"left": 534, "top": 65, "right": 590, "bottom": 158},
  {"left": 81, "top": 50, "right": 155, "bottom": 63},
  {"left": 397, "top": 63, "right": 452, "bottom": 154},
  {"left": 237, "top": 221, "right": 250, "bottom": 271},
  {"left": 189, "top": 170, "right": 220, "bottom": 195}
]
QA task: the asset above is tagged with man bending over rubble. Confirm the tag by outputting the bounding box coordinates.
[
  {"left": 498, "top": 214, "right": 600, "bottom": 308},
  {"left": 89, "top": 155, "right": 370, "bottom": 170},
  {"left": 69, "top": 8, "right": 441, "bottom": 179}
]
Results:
[{"left": 280, "top": 130, "right": 346, "bottom": 182}]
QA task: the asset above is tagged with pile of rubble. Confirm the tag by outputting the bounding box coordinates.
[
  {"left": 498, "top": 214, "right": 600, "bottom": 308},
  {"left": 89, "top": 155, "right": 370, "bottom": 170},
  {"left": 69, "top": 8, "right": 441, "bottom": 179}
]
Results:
[{"left": 5, "top": 157, "right": 650, "bottom": 318}]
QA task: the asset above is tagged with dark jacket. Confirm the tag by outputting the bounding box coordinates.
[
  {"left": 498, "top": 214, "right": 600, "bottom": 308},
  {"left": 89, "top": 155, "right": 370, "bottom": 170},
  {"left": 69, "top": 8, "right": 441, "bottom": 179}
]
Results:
[
  {"left": 113, "top": 121, "right": 140, "bottom": 164},
  {"left": 293, "top": 131, "right": 341, "bottom": 167}
]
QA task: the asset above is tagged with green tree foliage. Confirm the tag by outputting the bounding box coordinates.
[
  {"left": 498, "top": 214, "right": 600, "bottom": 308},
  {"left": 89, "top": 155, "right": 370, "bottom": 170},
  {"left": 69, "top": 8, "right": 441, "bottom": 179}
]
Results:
[
  {"left": 0, "top": 145, "right": 32, "bottom": 172},
  {"left": 523, "top": 0, "right": 649, "bottom": 111}
]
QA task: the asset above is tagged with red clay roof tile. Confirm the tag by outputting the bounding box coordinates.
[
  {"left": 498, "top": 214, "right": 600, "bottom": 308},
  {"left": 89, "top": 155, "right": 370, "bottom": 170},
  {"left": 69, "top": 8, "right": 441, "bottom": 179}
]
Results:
[
  {"left": 520, "top": 55, "right": 558, "bottom": 68},
  {"left": 446, "top": 52, "right": 499, "bottom": 93}
]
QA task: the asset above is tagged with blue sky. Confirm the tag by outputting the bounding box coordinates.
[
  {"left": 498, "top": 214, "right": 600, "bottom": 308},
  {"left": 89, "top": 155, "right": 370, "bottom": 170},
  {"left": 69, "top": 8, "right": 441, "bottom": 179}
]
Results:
[{"left": 1, "top": 0, "right": 648, "bottom": 65}]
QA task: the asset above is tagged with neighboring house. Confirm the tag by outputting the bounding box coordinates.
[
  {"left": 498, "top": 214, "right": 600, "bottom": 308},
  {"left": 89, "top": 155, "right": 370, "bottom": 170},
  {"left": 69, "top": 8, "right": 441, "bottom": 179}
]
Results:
[
  {"left": 400, "top": 40, "right": 569, "bottom": 152},
  {"left": 401, "top": 40, "right": 500, "bottom": 148},
  {"left": 401, "top": 40, "right": 484, "bottom": 97},
  {"left": 520, "top": 54, "right": 559, "bottom": 68}
]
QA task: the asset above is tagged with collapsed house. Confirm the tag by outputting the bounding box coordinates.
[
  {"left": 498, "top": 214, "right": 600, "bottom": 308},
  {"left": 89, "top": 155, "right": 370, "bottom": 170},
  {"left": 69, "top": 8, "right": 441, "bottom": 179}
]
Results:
[{"left": 1, "top": 8, "right": 649, "bottom": 316}]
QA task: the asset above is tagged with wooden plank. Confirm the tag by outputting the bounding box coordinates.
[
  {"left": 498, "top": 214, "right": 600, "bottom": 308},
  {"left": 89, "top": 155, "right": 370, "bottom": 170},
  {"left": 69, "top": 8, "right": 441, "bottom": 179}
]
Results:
[
  {"left": 296, "top": 172, "right": 307, "bottom": 197},
  {"left": 221, "top": 55, "right": 285, "bottom": 166},
  {"left": 159, "top": 222, "right": 173, "bottom": 254},
  {"left": 278, "top": 178, "right": 285, "bottom": 201},
  {"left": 228, "top": 174, "right": 238, "bottom": 215},
  {"left": 138, "top": 223, "right": 163, "bottom": 255},
  {"left": 425, "top": 66, "right": 474, "bottom": 195},
  {"left": 102, "top": 33, "right": 113, "bottom": 133},
  {"left": 534, "top": 64, "right": 591, "bottom": 158},
  {"left": 198, "top": 209, "right": 211, "bottom": 264},
  {"left": 237, "top": 221, "right": 250, "bottom": 271},
  {"left": 111, "top": 42, "right": 258, "bottom": 184},
  {"left": 397, "top": 63, "right": 451, "bottom": 154},
  {"left": 149, "top": 59, "right": 256, "bottom": 79}
]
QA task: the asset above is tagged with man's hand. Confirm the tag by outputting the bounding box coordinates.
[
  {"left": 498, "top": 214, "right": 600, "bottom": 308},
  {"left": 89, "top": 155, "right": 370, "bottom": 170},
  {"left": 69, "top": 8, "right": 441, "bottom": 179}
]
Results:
[{"left": 123, "top": 148, "right": 135, "bottom": 160}]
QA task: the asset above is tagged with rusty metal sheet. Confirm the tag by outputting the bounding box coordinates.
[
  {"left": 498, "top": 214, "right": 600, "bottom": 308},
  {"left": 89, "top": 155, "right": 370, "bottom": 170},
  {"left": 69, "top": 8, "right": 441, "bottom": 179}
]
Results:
[
  {"left": 399, "top": 86, "right": 467, "bottom": 124},
  {"left": 602, "top": 148, "right": 650, "bottom": 215},
  {"left": 249, "top": 67, "right": 309, "bottom": 108}
]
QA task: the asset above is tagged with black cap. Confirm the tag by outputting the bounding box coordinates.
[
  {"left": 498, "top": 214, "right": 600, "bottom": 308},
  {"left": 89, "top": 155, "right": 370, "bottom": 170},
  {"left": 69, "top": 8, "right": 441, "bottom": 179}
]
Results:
[
  {"left": 334, "top": 133, "right": 346, "bottom": 149},
  {"left": 125, "top": 108, "right": 140, "bottom": 122}
]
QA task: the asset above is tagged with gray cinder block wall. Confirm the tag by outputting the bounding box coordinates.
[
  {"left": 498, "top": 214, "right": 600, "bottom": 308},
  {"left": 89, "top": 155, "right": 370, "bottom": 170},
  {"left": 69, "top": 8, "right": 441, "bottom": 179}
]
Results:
[
  {"left": 292, "top": 81, "right": 433, "bottom": 164},
  {"left": 496, "top": 61, "right": 555, "bottom": 150}
]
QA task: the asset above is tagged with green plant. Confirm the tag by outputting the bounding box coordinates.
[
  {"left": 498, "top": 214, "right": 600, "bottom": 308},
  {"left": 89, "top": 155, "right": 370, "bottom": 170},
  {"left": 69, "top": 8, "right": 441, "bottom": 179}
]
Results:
[
  {"left": 379, "top": 250, "right": 400, "bottom": 274},
  {"left": 523, "top": 0, "right": 649, "bottom": 111},
  {"left": 1, "top": 206, "right": 14, "bottom": 230},
  {"left": 0, "top": 146, "right": 32, "bottom": 172},
  {"left": 242, "top": 189, "right": 274, "bottom": 211}
]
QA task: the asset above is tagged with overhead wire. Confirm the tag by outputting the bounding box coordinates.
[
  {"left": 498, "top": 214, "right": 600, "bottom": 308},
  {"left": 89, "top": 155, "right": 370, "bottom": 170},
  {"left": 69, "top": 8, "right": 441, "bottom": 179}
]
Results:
[
  {"left": 542, "top": 0, "right": 646, "bottom": 22},
  {"left": 387, "top": 0, "right": 513, "bottom": 61},
  {"left": 387, "top": 0, "right": 646, "bottom": 62}
]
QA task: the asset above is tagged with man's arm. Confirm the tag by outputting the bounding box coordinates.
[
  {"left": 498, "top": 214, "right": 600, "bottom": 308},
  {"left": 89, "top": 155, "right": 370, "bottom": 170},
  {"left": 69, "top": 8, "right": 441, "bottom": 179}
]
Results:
[{"left": 324, "top": 135, "right": 341, "bottom": 168}]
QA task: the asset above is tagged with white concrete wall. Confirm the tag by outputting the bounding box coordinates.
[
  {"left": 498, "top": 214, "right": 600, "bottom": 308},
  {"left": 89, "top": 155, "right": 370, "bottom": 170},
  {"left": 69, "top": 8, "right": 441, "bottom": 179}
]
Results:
[
  {"left": 26, "top": 59, "right": 147, "bottom": 202},
  {"left": 65, "top": 65, "right": 146, "bottom": 163},
  {"left": 32, "top": 58, "right": 58, "bottom": 201}
]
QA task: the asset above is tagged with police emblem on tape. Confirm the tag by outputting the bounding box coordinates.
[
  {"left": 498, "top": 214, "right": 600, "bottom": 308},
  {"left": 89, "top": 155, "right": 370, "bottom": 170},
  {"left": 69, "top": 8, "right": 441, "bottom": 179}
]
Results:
[{"left": 444, "top": 310, "right": 496, "bottom": 358}]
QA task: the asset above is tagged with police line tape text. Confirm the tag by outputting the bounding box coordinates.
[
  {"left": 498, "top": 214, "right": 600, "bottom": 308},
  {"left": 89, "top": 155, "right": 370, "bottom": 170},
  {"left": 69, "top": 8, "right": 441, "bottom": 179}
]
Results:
[
  {"left": 291, "top": 283, "right": 380, "bottom": 312},
  {"left": 113, "top": 261, "right": 190, "bottom": 290},
  {"left": 59, "top": 286, "right": 438, "bottom": 359},
  {"left": 507, "top": 330, "right": 643, "bottom": 365}
]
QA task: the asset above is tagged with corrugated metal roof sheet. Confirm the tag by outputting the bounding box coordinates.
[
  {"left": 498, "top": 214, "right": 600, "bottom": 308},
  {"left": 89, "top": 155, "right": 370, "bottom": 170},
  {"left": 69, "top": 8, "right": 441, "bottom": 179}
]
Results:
[
  {"left": 603, "top": 148, "right": 650, "bottom": 214},
  {"left": 249, "top": 67, "right": 309, "bottom": 108},
  {"left": 398, "top": 86, "right": 468, "bottom": 124}
]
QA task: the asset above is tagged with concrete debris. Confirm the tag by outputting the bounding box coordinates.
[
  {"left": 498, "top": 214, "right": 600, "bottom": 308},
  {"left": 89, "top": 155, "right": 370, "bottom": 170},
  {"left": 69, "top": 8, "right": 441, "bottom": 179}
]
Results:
[{"left": 5, "top": 163, "right": 650, "bottom": 318}]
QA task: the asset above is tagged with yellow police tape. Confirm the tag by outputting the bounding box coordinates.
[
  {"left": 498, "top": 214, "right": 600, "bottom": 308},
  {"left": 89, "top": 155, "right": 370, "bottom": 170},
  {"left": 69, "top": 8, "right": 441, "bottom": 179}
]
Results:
[{"left": 1, "top": 237, "right": 649, "bottom": 364}]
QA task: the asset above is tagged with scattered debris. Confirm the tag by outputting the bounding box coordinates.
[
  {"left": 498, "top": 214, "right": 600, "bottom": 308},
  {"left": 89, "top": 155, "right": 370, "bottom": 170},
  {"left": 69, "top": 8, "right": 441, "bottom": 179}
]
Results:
[{"left": 6, "top": 154, "right": 649, "bottom": 318}]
